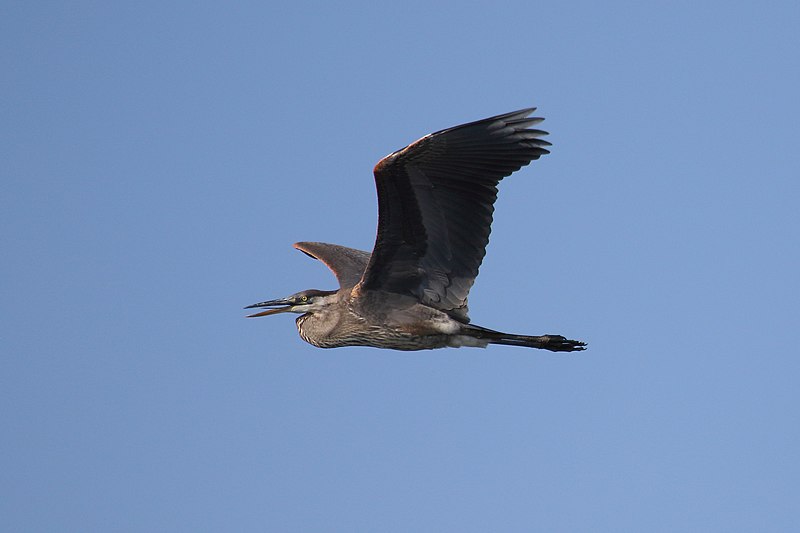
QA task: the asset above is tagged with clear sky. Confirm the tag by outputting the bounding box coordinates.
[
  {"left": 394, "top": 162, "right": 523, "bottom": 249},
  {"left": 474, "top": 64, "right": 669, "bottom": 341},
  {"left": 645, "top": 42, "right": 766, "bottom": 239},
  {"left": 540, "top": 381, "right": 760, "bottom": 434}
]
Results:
[{"left": 2, "top": 1, "right": 799, "bottom": 531}]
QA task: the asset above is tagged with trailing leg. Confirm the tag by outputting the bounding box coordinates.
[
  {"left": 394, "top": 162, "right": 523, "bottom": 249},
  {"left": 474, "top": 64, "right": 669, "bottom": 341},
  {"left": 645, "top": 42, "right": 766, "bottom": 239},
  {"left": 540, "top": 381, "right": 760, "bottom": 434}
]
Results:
[{"left": 463, "top": 324, "right": 586, "bottom": 352}]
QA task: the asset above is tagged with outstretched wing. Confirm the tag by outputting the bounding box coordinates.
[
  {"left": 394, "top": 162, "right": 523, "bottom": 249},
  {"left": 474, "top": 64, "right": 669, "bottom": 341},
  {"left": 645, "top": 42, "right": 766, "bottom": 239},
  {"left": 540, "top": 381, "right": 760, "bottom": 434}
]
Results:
[
  {"left": 356, "top": 108, "right": 550, "bottom": 322},
  {"left": 294, "top": 242, "right": 371, "bottom": 289}
]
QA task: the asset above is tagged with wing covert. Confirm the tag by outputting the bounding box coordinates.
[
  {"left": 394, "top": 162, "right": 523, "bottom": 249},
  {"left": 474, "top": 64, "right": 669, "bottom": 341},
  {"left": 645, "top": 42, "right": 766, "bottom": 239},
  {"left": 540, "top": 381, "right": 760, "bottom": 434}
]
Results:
[{"left": 294, "top": 242, "right": 371, "bottom": 289}]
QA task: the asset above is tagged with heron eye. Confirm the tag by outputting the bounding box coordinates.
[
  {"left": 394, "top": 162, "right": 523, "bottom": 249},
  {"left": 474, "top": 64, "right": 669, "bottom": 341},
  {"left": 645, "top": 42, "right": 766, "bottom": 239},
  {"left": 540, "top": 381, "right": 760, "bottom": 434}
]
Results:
[{"left": 300, "top": 295, "right": 308, "bottom": 302}]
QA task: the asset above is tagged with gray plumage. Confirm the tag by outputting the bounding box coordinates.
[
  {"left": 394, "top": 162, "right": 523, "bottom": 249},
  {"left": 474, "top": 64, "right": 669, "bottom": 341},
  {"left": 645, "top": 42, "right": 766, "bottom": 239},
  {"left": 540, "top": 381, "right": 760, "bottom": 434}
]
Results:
[{"left": 246, "top": 108, "right": 586, "bottom": 352}]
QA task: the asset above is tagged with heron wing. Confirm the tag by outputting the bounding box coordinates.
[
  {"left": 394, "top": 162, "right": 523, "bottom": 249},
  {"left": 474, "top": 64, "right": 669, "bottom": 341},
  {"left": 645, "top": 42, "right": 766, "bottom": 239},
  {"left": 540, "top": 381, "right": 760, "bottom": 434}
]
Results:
[
  {"left": 294, "top": 242, "right": 371, "bottom": 289},
  {"left": 357, "top": 108, "right": 550, "bottom": 322}
]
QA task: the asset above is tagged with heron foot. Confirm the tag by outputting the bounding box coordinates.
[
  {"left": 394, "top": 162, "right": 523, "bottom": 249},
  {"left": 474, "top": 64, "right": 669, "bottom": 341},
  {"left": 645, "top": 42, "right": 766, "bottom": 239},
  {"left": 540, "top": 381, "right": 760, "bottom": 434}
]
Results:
[{"left": 538, "top": 335, "right": 587, "bottom": 352}]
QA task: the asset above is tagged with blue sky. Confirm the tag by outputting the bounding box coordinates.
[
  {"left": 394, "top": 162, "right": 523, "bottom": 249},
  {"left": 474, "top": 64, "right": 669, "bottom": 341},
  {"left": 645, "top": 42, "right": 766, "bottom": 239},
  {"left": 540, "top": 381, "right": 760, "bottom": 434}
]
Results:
[{"left": 2, "top": 1, "right": 799, "bottom": 531}]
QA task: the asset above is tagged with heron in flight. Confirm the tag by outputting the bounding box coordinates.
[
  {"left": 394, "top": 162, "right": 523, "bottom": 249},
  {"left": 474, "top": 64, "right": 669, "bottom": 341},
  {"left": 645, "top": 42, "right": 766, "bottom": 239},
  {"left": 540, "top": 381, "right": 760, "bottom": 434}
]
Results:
[{"left": 246, "top": 108, "right": 585, "bottom": 352}]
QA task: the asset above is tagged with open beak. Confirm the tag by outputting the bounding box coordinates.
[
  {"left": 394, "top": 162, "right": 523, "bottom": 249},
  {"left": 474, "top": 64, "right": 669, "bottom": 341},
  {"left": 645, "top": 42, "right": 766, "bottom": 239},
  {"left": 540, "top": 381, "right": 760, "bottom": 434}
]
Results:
[{"left": 244, "top": 298, "right": 293, "bottom": 318}]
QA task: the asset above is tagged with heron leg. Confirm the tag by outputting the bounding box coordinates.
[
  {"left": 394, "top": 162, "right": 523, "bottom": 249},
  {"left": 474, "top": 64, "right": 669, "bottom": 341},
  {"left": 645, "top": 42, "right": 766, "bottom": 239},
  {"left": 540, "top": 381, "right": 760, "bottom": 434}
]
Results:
[{"left": 462, "top": 325, "right": 587, "bottom": 352}]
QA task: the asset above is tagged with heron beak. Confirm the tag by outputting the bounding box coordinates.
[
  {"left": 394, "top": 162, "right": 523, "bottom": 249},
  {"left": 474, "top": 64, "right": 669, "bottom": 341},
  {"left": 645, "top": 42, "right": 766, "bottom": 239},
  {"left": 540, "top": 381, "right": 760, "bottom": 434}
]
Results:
[{"left": 244, "top": 298, "right": 293, "bottom": 318}]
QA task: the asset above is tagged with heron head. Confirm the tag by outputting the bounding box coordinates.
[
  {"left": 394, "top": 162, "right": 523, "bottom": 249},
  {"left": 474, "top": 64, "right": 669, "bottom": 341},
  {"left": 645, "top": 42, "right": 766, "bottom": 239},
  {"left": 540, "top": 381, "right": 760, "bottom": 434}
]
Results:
[{"left": 245, "top": 289, "right": 337, "bottom": 317}]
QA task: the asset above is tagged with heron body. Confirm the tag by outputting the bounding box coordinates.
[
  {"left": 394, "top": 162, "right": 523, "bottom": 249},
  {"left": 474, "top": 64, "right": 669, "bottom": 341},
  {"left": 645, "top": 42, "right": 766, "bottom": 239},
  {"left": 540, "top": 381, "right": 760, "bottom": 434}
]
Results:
[
  {"left": 292, "top": 284, "right": 477, "bottom": 350},
  {"left": 247, "top": 108, "right": 586, "bottom": 352}
]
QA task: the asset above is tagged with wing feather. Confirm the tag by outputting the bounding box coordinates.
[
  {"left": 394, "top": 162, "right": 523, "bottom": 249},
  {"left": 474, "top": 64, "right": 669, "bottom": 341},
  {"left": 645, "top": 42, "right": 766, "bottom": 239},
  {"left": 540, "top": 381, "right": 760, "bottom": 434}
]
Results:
[
  {"left": 357, "top": 108, "right": 550, "bottom": 322},
  {"left": 293, "top": 242, "right": 371, "bottom": 289}
]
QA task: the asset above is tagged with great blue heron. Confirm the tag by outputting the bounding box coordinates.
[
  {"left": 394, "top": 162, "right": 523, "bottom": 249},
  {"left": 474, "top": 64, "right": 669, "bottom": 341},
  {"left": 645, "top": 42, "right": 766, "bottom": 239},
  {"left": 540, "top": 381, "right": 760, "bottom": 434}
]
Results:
[{"left": 246, "top": 108, "right": 586, "bottom": 352}]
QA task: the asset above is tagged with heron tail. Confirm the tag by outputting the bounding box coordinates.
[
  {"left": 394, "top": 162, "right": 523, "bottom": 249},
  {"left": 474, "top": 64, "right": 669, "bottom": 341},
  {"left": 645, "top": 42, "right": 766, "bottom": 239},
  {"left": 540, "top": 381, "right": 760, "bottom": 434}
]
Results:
[{"left": 463, "top": 324, "right": 586, "bottom": 352}]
